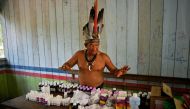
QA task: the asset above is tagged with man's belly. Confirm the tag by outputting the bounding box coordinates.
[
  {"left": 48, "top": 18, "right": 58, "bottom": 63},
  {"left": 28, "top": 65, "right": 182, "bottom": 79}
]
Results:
[{"left": 78, "top": 70, "right": 104, "bottom": 87}]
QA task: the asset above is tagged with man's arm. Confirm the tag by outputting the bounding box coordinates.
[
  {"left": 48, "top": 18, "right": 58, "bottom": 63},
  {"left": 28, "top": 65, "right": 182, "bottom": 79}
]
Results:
[
  {"left": 104, "top": 54, "right": 130, "bottom": 77},
  {"left": 104, "top": 54, "right": 118, "bottom": 74},
  {"left": 59, "top": 51, "right": 79, "bottom": 70}
]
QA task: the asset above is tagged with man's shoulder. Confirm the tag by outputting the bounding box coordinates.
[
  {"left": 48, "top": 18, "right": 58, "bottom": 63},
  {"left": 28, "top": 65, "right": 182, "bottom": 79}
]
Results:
[
  {"left": 99, "top": 51, "right": 109, "bottom": 58},
  {"left": 75, "top": 50, "right": 85, "bottom": 55}
]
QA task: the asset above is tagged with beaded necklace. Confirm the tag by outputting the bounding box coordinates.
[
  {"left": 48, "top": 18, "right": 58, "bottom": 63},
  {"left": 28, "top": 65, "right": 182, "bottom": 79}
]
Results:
[{"left": 85, "top": 50, "right": 97, "bottom": 71}]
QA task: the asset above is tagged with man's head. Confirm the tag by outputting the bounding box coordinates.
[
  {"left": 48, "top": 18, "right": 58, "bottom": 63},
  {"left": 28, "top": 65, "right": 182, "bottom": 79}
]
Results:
[
  {"left": 85, "top": 40, "right": 100, "bottom": 55},
  {"left": 82, "top": 6, "right": 104, "bottom": 51}
]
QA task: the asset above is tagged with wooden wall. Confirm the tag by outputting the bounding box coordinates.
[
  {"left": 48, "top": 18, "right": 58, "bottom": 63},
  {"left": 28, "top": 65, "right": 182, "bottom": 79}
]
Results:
[
  {"left": 0, "top": 0, "right": 190, "bottom": 78},
  {"left": 0, "top": 59, "right": 8, "bottom": 102}
]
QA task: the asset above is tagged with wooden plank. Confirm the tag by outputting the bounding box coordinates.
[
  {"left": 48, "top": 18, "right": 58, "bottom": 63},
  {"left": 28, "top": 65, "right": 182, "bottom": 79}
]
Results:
[
  {"left": 70, "top": 0, "right": 79, "bottom": 57},
  {"left": 70, "top": 0, "right": 79, "bottom": 70},
  {"left": 86, "top": 0, "right": 93, "bottom": 13},
  {"left": 24, "top": 0, "right": 33, "bottom": 90},
  {"left": 9, "top": 0, "right": 20, "bottom": 97},
  {"left": 0, "top": 73, "right": 8, "bottom": 101},
  {"left": 56, "top": 0, "right": 65, "bottom": 66},
  {"left": 116, "top": 0, "right": 127, "bottom": 67},
  {"left": 24, "top": 0, "right": 36, "bottom": 91},
  {"left": 0, "top": 8, "right": 9, "bottom": 99},
  {"left": 13, "top": 0, "right": 28, "bottom": 95},
  {"left": 3, "top": 1, "right": 16, "bottom": 97},
  {"left": 19, "top": 0, "right": 29, "bottom": 67},
  {"left": 29, "top": 0, "right": 40, "bottom": 67},
  {"left": 42, "top": 0, "right": 52, "bottom": 68},
  {"left": 161, "top": 0, "right": 177, "bottom": 77},
  {"left": 174, "top": 0, "right": 190, "bottom": 78},
  {"left": 138, "top": 0, "right": 150, "bottom": 75},
  {"left": 63, "top": 0, "right": 72, "bottom": 60},
  {"left": 105, "top": 0, "right": 117, "bottom": 65},
  {"left": 78, "top": 0, "right": 87, "bottom": 49},
  {"left": 126, "top": 0, "right": 138, "bottom": 74},
  {"left": 24, "top": 0, "right": 34, "bottom": 66},
  {"left": 30, "top": 0, "right": 41, "bottom": 90},
  {"left": 13, "top": 0, "right": 24, "bottom": 66},
  {"left": 6, "top": 73, "right": 19, "bottom": 98},
  {"left": 42, "top": 0, "right": 53, "bottom": 80},
  {"left": 149, "top": 0, "right": 163, "bottom": 76},
  {"left": 2, "top": 0, "right": 13, "bottom": 64},
  {"left": 187, "top": 1, "right": 190, "bottom": 79},
  {"left": 36, "top": 0, "right": 45, "bottom": 78},
  {"left": 49, "top": 0, "right": 58, "bottom": 69},
  {"left": 9, "top": 0, "right": 19, "bottom": 65},
  {"left": 49, "top": 0, "right": 59, "bottom": 81}
]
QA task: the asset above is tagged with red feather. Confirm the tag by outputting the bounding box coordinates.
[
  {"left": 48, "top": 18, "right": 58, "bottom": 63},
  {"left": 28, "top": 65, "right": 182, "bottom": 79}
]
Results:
[{"left": 93, "top": 0, "right": 98, "bottom": 33}]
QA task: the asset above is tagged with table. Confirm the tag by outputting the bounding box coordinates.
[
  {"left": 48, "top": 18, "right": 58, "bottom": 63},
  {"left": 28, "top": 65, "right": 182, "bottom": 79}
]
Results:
[{"left": 1, "top": 95, "right": 70, "bottom": 109}]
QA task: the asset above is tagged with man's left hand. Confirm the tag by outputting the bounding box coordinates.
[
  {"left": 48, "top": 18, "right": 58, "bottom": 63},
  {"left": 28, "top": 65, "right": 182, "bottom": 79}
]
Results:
[{"left": 116, "top": 65, "right": 130, "bottom": 77}]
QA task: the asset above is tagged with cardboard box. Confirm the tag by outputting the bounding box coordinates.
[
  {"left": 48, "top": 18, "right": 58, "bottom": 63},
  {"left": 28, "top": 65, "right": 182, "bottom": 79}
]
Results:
[{"left": 150, "top": 83, "right": 184, "bottom": 109}]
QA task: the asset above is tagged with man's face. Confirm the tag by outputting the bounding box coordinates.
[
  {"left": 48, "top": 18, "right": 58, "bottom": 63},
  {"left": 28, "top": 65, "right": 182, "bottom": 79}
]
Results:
[{"left": 86, "top": 42, "right": 100, "bottom": 55}]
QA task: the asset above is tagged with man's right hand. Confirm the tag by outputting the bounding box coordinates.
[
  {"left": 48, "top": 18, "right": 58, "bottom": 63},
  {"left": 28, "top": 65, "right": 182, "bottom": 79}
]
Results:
[{"left": 58, "top": 64, "right": 71, "bottom": 71}]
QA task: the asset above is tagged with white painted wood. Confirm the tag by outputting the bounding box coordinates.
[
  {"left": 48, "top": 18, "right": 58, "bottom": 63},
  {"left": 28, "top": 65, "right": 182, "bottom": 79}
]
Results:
[
  {"left": 174, "top": 0, "right": 190, "bottom": 78},
  {"left": 2, "top": 1, "right": 13, "bottom": 64},
  {"left": 42, "top": 0, "right": 52, "bottom": 68},
  {"left": 9, "top": 0, "right": 19, "bottom": 65},
  {"left": 29, "top": 0, "right": 41, "bottom": 89},
  {"left": 4, "top": 1, "right": 15, "bottom": 66},
  {"left": 24, "top": 0, "right": 34, "bottom": 66},
  {"left": 161, "top": 0, "right": 177, "bottom": 77},
  {"left": 29, "top": 0, "right": 40, "bottom": 67},
  {"left": 56, "top": 0, "right": 65, "bottom": 66},
  {"left": 19, "top": 0, "right": 29, "bottom": 66},
  {"left": 105, "top": 0, "right": 117, "bottom": 66},
  {"left": 138, "top": 0, "right": 150, "bottom": 75},
  {"left": 36, "top": 0, "right": 46, "bottom": 68},
  {"left": 70, "top": 0, "right": 79, "bottom": 70},
  {"left": 78, "top": 0, "right": 87, "bottom": 49},
  {"left": 49, "top": 0, "right": 58, "bottom": 68},
  {"left": 116, "top": 0, "right": 127, "bottom": 68},
  {"left": 187, "top": 1, "right": 190, "bottom": 79},
  {"left": 70, "top": 0, "right": 79, "bottom": 54},
  {"left": 126, "top": 0, "right": 138, "bottom": 74},
  {"left": 86, "top": 0, "right": 93, "bottom": 14},
  {"left": 18, "top": 0, "right": 29, "bottom": 92},
  {"left": 149, "top": 0, "right": 163, "bottom": 76},
  {"left": 63, "top": 0, "right": 72, "bottom": 60},
  {"left": 13, "top": 0, "right": 25, "bottom": 66}
]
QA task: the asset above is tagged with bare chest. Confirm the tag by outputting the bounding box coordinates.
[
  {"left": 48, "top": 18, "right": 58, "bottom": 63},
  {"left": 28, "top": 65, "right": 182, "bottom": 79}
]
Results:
[{"left": 77, "top": 54, "right": 105, "bottom": 71}]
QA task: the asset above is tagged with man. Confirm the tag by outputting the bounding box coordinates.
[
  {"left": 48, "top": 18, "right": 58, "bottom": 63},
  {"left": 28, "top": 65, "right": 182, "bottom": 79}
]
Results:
[{"left": 59, "top": 6, "right": 130, "bottom": 88}]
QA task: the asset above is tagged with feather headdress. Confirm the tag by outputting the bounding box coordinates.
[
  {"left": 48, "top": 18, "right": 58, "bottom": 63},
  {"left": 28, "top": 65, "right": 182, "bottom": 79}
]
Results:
[{"left": 83, "top": 0, "right": 104, "bottom": 44}]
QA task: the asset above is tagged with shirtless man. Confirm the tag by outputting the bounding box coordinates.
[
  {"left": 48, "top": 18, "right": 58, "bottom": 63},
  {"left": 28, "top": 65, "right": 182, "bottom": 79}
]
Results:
[
  {"left": 59, "top": 6, "right": 130, "bottom": 88},
  {"left": 59, "top": 40, "right": 130, "bottom": 87}
]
